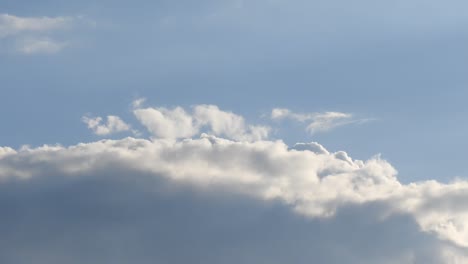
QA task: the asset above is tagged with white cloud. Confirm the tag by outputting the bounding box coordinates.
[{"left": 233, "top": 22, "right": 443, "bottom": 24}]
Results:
[
  {"left": 82, "top": 115, "right": 131, "bottom": 136},
  {"left": 133, "top": 106, "right": 197, "bottom": 139},
  {"left": 132, "top": 100, "right": 269, "bottom": 141},
  {"left": 271, "top": 108, "right": 371, "bottom": 134},
  {"left": 306, "top": 111, "right": 354, "bottom": 134},
  {"left": 271, "top": 108, "right": 311, "bottom": 122},
  {"left": 0, "top": 14, "right": 72, "bottom": 37},
  {"left": 15, "top": 37, "right": 67, "bottom": 54},
  {"left": 0, "top": 13, "right": 84, "bottom": 54},
  {"left": 193, "top": 104, "right": 269, "bottom": 141}
]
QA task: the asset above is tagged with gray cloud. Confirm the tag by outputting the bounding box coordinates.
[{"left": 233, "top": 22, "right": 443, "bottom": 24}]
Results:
[{"left": 0, "top": 163, "right": 465, "bottom": 264}]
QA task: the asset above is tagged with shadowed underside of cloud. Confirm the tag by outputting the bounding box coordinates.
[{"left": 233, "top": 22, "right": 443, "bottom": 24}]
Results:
[
  {"left": 0, "top": 171, "right": 464, "bottom": 264},
  {"left": 1, "top": 102, "right": 468, "bottom": 263}
]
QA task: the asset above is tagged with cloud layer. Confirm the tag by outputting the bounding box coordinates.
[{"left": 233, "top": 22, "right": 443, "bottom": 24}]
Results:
[{"left": 1, "top": 102, "right": 468, "bottom": 262}]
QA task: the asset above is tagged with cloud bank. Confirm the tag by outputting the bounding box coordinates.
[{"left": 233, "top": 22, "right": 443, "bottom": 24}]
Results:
[{"left": 1, "top": 102, "right": 468, "bottom": 263}]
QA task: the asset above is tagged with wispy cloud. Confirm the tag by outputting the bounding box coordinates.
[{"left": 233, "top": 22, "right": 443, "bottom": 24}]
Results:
[
  {"left": 0, "top": 13, "right": 87, "bottom": 54},
  {"left": 15, "top": 37, "right": 67, "bottom": 54},
  {"left": 0, "top": 14, "right": 73, "bottom": 37},
  {"left": 271, "top": 108, "right": 372, "bottom": 134}
]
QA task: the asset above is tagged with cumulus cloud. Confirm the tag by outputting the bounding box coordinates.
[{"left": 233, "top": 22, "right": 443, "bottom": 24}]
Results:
[
  {"left": 0, "top": 13, "right": 85, "bottom": 54},
  {"left": 82, "top": 115, "right": 131, "bottom": 135},
  {"left": 271, "top": 108, "right": 371, "bottom": 134},
  {"left": 133, "top": 106, "right": 197, "bottom": 138},
  {"left": 2, "top": 103, "right": 468, "bottom": 262},
  {"left": 193, "top": 104, "right": 269, "bottom": 141},
  {"left": 1, "top": 134, "right": 468, "bottom": 253},
  {"left": 132, "top": 100, "right": 269, "bottom": 141}
]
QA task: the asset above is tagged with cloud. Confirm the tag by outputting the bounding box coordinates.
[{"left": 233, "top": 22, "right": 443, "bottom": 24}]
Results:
[
  {"left": 133, "top": 106, "right": 197, "bottom": 139},
  {"left": 272, "top": 108, "right": 371, "bottom": 134},
  {"left": 0, "top": 13, "right": 85, "bottom": 54},
  {"left": 2, "top": 133, "right": 468, "bottom": 251},
  {"left": 0, "top": 14, "right": 72, "bottom": 37},
  {"left": 3, "top": 103, "right": 468, "bottom": 262},
  {"left": 1, "top": 135, "right": 468, "bottom": 262},
  {"left": 15, "top": 37, "right": 67, "bottom": 54},
  {"left": 0, "top": 167, "right": 462, "bottom": 264},
  {"left": 193, "top": 104, "right": 269, "bottom": 141},
  {"left": 132, "top": 100, "right": 269, "bottom": 141},
  {"left": 82, "top": 115, "right": 131, "bottom": 136}
]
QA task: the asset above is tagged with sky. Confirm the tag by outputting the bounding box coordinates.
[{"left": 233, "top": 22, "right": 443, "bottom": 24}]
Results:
[{"left": 1, "top": 0, "right": 468, "bottom": 263}]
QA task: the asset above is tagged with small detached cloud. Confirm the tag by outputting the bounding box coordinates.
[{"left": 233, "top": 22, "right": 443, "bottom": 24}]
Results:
[
  {"left": 272, "top": 108, "right": 372, "bottom": 134},
  {"left": 0, "top": 14, "right": 73, "bottom": 37},
  {"left": 132, "top": 99, "right": 269, "bottom": 141},
  {"left": 82, "top": 115, "right": 132, "bottom": 136},
  {"left": 0, "top": 13, "right": 88, "bottom": 54}
]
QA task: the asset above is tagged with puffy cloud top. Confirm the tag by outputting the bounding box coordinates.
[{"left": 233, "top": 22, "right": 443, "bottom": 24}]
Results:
[{"left": 133, "top": 101, "right": 269, "bottom": 141}]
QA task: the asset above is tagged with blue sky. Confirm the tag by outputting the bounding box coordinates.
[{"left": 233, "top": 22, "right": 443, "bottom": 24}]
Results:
[{"left": 1, "top": 1, "right": 468, "bottom": 262}]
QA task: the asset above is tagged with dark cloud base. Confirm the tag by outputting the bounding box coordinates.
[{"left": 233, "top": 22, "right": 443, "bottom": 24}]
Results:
[{"left": 0, "top": 170, "right": 454, "bottom": 264}]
